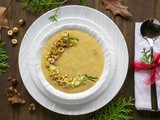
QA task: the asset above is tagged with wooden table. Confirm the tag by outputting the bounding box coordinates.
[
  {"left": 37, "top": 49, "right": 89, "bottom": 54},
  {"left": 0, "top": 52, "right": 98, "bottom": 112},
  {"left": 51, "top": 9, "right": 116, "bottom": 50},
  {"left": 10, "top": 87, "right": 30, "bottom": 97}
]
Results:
[{"left": 0, "top": 0, "right": 160, "bottom": 120}]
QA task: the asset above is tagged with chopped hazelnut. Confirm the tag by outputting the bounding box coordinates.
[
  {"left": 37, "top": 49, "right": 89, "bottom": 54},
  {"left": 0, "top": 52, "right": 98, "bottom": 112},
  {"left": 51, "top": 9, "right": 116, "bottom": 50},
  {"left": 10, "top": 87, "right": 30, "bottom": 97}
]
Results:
[
  {"left": 13, "top": 27, "right": 19, "bottom": 33},
  {"left": 69, "top": 44, "right": 73, "bottom": 46},
  {"left": 53, "top": 55, "right": 58, "bottom": 60},
  {"left": 8, "top": 30, "right": 13, "bottom": 36},
  {"left": 63, "top": 44, "right": 68, "bottom": 47},
  {"left": 58, "top": 47, "right": 65, "bottom": 53},
  {"left": 48, "top": 58, "right": 55, "bottom": 64},
  {"left": 19, "top": 19, "right": 25, "bottom": 25},
  {"left": 29, "top": 103, "right": 36, "bottom": 111},
  {"left": 11, "top": 39, "right": 18, "bottom": 45}
]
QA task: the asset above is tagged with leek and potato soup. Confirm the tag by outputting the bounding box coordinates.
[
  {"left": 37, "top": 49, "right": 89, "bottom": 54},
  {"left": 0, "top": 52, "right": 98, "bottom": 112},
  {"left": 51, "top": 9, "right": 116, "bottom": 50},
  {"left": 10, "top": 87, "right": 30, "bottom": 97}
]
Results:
[{"left": 41, "top": 30, "right": 104, "bottom": 93}]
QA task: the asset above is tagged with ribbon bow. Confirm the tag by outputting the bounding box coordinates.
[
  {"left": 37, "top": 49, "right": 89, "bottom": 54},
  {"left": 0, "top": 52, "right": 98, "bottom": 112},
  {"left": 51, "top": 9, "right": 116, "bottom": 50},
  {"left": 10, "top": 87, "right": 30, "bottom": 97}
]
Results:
[{"left": 133, "top": 53, "right": 160, "bottom": 85}]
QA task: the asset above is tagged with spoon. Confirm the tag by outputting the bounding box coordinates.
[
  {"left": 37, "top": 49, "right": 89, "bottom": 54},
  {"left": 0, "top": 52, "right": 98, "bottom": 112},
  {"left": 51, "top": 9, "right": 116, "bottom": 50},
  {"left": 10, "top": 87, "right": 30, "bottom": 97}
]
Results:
[{"left": 140, "top": 18, "right": 160, "bottom": 111}]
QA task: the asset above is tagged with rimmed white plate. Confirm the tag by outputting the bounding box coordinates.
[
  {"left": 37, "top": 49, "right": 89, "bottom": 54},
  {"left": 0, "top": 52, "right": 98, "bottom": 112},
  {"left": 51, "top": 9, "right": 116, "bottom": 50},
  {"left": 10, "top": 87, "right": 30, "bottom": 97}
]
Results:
[
  {"left": 30, "top": 22, "right": 116, "bottom": 104},
  {"left": 19, "top": 5, "right": 128, "bottom": 115}
]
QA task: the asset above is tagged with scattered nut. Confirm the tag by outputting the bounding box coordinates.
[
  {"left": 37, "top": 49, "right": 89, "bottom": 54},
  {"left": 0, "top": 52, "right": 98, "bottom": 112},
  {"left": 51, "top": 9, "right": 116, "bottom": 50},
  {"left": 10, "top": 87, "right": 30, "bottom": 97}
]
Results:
[
  {"left": 8, "top": 77, "right": 12, "bottom": 81},
  {"left": 11, "top": 39, "right": 18, "bottom": 45},
  {"left": 13, "top": 27, "right": 19, "bottom": 33},
  {"left": 19, "top": 19, "right": 25, "bottom": 25},
  {"left": 29, "top": 103, "right": 36, "bottom": 111},
  {"left": 6, "top": 87, "right": 25, "bottom": 104},
  {"left": 8, "top": 30, "right": 13, "bottom": 36},
  {"left": 11, "top": 78, "right": 18, "bottom": 87}
]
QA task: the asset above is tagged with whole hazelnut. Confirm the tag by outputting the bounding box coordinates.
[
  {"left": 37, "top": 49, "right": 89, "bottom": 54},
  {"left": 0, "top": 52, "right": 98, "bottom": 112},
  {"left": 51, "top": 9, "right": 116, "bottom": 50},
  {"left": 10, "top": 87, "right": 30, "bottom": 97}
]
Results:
[
  {"left": 8, "top": 77, "right": 12, "bottom": 81},
  {"left": 19, "top": 19, "right": 25, "bottom": 25},
  {"left": 11, "top": 39, "right": 18, "bottom": 45},
  {"left": 13, "top": 27, "right": 19, "bottom": 33},
  {"left": 11, "top": 78, "right": 18, "bottom": 87},
  {"left": 29, "top": 103, "right": 36, "bottom": 111},
  {"left": 8, "top": 30, "right": 13, "bottom": 36}
]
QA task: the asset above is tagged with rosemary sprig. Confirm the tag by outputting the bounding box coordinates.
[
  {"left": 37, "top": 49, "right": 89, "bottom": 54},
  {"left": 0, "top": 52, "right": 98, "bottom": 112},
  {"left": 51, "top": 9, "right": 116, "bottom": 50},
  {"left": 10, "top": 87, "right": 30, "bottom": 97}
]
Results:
[
  {"left": 0, "top": 41, "right": 9, "bottom": 76},
  {"left": 89, "top": 97, "right": 134, "bottom": 120},
  {"left": 62, "top": 33, "right": 78, "bottom": 41},
  {"left": 82, "top": 75, "right": 98, "bottom": 83},
  {"left": 80, "top": 0, "right": 87, "bottom": 5},
  {"left": 140, "top": 48, "right": 152, "bottom": 64}
]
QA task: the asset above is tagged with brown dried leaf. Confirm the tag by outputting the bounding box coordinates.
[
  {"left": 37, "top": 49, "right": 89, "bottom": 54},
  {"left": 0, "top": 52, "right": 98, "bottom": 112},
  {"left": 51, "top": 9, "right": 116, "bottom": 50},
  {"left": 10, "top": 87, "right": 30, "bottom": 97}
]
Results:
[
  {"left": 6, "top": 87, "right": 25, "bottom": 104},
  {"left": 101, "top": 0, "right": 132, "bottom": 18},
  {"left": 0, "top": 6, "right": 9, "bottom": 30}
]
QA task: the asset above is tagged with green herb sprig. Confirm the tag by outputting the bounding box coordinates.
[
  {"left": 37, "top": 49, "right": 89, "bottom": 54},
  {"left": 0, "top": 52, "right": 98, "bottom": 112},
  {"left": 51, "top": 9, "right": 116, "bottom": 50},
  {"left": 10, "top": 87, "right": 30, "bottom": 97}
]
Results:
[
  {"left": 82, "top": 75, "right": 98, "bottom": 83},
  {"left": 80, "top": 0, "right": 87, "bottom": 5},
  {"left": 140, "top": 48, "right": 152, "bottom": 64},
  {"left": 62, "top": 33, "right": 79, "bottom": 41},
  {"left": 21, "top": 0, "right": 67, "bottom": 13},
  {"left": 0, "top": 41, "right": 9, "bottom": 76},
  {"left": 89, "top": 97, "right": 134, "bottom": 120},
  {"left": 49, "top": 0, "right": 67, "bottom": 22}
]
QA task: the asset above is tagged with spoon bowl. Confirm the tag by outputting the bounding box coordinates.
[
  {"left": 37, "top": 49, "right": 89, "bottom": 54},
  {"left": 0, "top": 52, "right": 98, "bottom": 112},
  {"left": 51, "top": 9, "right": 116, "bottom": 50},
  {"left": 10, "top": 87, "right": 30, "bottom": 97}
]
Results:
[{"left": 141, "top": 18, "right": 160, "bottom": 40}]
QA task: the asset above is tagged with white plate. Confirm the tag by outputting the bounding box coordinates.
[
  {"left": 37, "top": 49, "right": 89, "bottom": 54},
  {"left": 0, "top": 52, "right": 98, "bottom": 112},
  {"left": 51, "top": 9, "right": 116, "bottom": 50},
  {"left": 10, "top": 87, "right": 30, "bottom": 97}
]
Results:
[
  {"left": 30, "top": 21, "right": 116, "bottom": 104},
  {"left": 19, "top": 5, "right": 128, "bottom": 115}
]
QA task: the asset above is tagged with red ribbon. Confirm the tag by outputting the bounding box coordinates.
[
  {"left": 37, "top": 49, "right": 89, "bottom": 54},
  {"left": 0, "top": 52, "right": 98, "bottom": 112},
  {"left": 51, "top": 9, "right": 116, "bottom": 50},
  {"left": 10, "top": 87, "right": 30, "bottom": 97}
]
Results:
[{"left": 132, "top": 53, "right": 160, "bottom": 85}]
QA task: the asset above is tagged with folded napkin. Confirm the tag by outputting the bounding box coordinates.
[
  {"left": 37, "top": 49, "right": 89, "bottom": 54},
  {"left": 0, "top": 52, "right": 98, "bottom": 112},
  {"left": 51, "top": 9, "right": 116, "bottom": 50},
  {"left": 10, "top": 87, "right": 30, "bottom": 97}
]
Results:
[{"left": 135, "top": 22, "right": 160, "bottom": 111}]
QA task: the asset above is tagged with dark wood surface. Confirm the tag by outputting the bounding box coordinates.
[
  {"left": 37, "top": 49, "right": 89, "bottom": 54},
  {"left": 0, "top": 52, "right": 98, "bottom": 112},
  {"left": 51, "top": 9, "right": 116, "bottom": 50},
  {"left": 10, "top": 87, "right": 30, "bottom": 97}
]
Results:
[{"left": 0, "top": 0, "right": 160, "bottom": 120}]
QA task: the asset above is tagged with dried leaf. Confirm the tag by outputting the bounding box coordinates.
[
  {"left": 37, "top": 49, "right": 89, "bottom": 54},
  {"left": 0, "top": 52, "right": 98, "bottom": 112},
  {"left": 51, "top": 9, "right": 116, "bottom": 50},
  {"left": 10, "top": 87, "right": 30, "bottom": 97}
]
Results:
[
  {"left": 0, "top": 7, "right": 6, "bottom": 16},
  {"left": 101, "top": 0, "right": 132, "bottom": 18},
  {"left": 0, "top": 6, "right": 9, "bottom": 30},
  {"left": 6, "top": 87, "right": 25, "bottom": 104}
]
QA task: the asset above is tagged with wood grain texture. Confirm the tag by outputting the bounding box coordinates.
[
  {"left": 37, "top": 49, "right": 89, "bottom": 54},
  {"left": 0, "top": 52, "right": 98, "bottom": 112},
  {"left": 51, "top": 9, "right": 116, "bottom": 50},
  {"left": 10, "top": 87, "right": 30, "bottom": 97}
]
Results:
[{"left": 0, "top": 0, "right": 160, "bottom": 120}]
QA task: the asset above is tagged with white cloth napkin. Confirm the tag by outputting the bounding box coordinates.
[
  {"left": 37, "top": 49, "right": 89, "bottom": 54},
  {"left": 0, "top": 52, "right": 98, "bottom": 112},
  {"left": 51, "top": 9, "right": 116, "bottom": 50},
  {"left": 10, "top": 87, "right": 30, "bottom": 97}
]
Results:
[{"left": 135, "top": 22, "right": 160, "bottom": 111}]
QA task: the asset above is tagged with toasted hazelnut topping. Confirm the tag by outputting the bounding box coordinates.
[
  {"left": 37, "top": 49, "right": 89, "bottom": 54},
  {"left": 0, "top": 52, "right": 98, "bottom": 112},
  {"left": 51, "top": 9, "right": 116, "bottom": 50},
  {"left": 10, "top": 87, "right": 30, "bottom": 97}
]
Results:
[
  {"left": 45, "top": 55, "right": 49, "bottom": 59},
  {"left": 53, "top": 55, "right": 58, "bottom": 60},
  {"left": 63, "top": 44, "right": 68, "bottom": 47},
  {"left": 48, "top": 58, "right": 55, "bottom": 64},
  {"left": 58, "top": 47, "right": 65, "bottom": 53},
  {"left": 11, "top": 39, "right": 18, "bottom": 45},
  {"left": 8, "top": 30, "right": 13, "bottom": 36},
  {"left": 13, "top": 27, "right": 19, "bottom": 33},
  {"left": 19, "top": 19, "right": 25, "bottom": 25},
  {"left": 69, "top": 44, "right": 73, "bottom": 46}
]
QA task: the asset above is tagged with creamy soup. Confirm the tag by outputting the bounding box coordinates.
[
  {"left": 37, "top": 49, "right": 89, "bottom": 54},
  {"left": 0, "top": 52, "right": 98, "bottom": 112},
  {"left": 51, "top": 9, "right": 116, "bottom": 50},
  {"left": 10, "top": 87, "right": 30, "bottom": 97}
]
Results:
[{"left": 41, "top": 30, "right": 104, "bottom": 93}]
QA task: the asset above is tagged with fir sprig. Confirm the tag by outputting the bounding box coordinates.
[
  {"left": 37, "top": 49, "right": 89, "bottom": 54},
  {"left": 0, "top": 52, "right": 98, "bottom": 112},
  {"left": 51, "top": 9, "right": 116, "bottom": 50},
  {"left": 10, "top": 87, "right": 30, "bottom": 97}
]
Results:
[
  {"left": 49, "top": 0, "right": 67, "bottom": 22},
  {"left": 0, "top": 41, "right": 9, "bottom": 76},
  {"left": 140, "top": 48, "right": 152, "bottom": 64},
  {"left": 89, "top": 97, "right": 134, "bottom": 120},
  {"left": 21, "top": 0, "right": 67, "bottom": 13}
]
